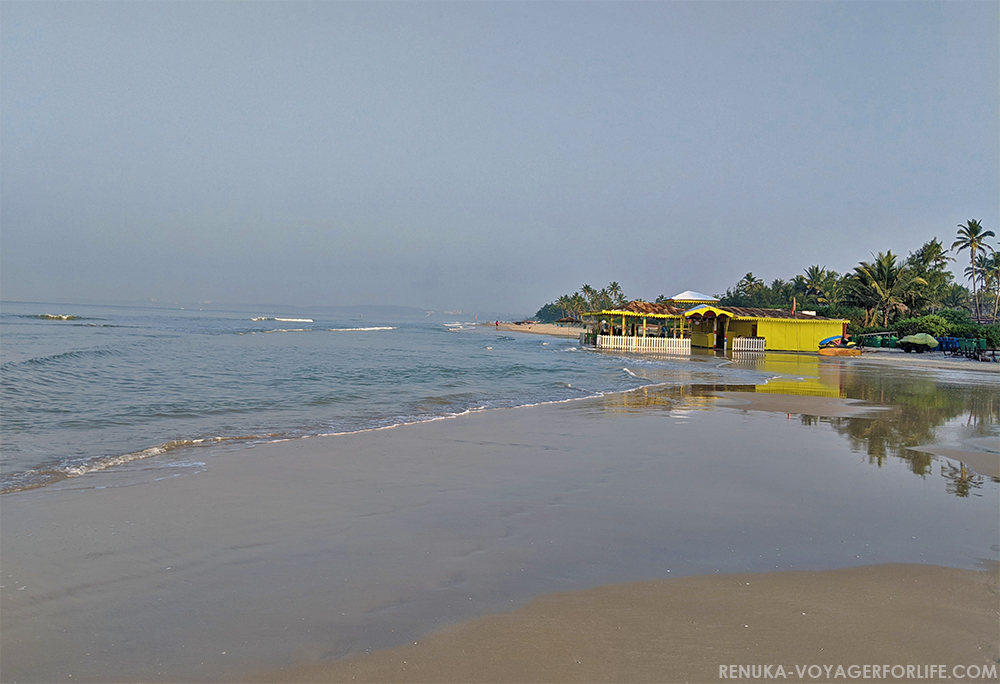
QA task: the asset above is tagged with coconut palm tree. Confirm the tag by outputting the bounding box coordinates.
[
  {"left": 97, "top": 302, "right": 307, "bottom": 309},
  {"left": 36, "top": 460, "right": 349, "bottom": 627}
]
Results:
[
  {"left": 906, "top": 238, "right": 954, "bottom": 313},
  {"left": 844, "top": 251, "right": 927, "bottom": 327},
  {"left": 981, "top": 251, "right": 1000, "bottom": 321},
  {"left": 568, "top": 292, "right": 588, "bottom": 318},
  {"left": 737, "top": 272, "right": 763, "bottom": 295},
  {"left": 606, "top": 281, "right": 626, "bottom": 308},
  {"left": 801, "top": 265, "right": 842, "bottom": 305},
  {"left": 952, "top": 220, "right": 995, "bottom": 321},
  {"left": 940, "top": 283, "right": 972, "bottom": 312},
  {"left": 802, "top": 265, "right": 827, "bottom": 297}
]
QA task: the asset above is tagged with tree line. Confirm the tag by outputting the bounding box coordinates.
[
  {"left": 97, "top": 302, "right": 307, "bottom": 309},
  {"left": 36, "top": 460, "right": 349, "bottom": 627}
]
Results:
[{"left": 536, "top": 220, "right": 999, "bottom": 341}]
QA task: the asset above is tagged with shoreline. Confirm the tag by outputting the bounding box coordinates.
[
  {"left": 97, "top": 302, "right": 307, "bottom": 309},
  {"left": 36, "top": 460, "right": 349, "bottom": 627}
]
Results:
[
  {"left": 497, "top": 322, "right": 999, "bottom": 373},
  {"left": 853, "top": 347, "right": 1000, "bottom": 373},
  {"left": 3, "top": 363, "right": 997, "bottom": 682},
  {"left": 246, "top": 563, "right": 1000, "bottom": 683},
  {"left": 495, "top": 321, "right": 585, "bottom": 338}
]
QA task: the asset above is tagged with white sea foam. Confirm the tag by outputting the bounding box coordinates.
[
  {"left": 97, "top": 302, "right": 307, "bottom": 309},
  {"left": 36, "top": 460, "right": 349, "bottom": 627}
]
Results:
[
  {"left": 327, "top": 326, "right": 396, "bottom": 332},
  {"left": 251, "top": 317, "right": 313, "bottom": 322},
  {"left": 58, "top": 436, "right": 275, "bottom": 479}
]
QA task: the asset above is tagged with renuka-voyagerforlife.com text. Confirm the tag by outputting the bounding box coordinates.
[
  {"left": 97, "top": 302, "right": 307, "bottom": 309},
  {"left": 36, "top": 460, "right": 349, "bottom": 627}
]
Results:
[{"left": 719, "top": 663, "right": 998, "bottom": 680}]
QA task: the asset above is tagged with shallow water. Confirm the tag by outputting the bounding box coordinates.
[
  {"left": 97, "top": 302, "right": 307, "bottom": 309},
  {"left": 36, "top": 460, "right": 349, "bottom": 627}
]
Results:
[
  {"left": 1, "top": 353, "right": 997, "bottom": 682},
  {"left": 1, "top": 301, "right": 772, "bottom": 492}
]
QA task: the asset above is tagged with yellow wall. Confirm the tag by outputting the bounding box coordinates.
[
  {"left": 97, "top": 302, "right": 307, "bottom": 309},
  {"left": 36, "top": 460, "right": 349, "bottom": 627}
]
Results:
[
  {"left": 727, "top": 320, "right": 756, "bottom": 340},
  {"left": 691, "top": 331, "right": 714, "bottom": 348},
  {"left": 686, "top": 316, "right": 846, "bottom": 352},
  {"left": 756, "top": 319, "right": 845, "bottom": 352}
]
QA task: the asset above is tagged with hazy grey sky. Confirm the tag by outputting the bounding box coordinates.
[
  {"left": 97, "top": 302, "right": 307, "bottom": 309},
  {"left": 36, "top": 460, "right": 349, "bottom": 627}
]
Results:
[{"left": 2, "top": 1, "right": 997, "bottom": 314}]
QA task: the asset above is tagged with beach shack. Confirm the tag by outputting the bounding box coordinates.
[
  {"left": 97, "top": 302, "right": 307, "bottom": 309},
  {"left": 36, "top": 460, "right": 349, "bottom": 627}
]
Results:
[
  {"left": 582, "top": 301, "right": 691, "bottom": 353},
  {"left": 684, "top": 305, "right": 848, "bottom": 352},
  {"left": 580, "top": 290, "right": 848, "bottom": 354}
]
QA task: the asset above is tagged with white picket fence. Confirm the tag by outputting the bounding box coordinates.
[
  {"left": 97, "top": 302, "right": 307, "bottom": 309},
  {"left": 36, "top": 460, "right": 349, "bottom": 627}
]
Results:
[
  {"left": 732, "top": 336, "right": 766, "bottom": 352},
  {"left": 596, "top": 335, "right": 691, "bottom": 354}
]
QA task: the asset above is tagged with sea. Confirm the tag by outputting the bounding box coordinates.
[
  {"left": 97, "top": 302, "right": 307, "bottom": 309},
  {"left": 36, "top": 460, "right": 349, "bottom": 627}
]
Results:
[{"left": 1, "top": 300, "right": 775, "bottom": 494}]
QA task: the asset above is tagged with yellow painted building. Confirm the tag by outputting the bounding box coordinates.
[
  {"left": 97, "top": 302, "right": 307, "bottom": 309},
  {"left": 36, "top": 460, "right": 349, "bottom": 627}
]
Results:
[
  {"left": 580, "top": 296, "right": 848, "bottom": 354},
  {"left": 684, "top": 305, "right": 848, "bottom": 352}
]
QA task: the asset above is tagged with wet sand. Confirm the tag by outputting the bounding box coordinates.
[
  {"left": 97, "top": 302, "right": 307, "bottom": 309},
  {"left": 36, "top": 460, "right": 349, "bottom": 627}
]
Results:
[
  {"left": 909, "top": 444, "right": 1000, "bottom": 480},
  {"left": 855, "top": 348, "right": 1000, "bottom": 374},
  {"left": 250, "top": 563, "right": 1000, "bottom": 683},
  {"left": 711, "top": 391, "right": 888, "bottom": 418},
  {"left": 2, "top": 369, "right": 998, "bottom": 683}
]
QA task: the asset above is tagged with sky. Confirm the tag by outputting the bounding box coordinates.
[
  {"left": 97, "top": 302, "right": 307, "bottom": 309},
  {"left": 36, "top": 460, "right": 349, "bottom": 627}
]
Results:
[{"left": 2, "top": 1, "right": 998, "bottom": 315}]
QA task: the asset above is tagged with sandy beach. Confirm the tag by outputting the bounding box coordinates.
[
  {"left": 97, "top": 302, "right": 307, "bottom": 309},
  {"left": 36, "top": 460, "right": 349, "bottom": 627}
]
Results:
[
  {"left": 251, "top": 563, "right": 999, "bottom": 683},
  {"left": 853, "top": 348, "right": 1000, "bottom": 374},
  {"left": 2, "top": 357, "right": 998, "bottom": 683},
  {"left": 496, "top": 321, "right": 587, "bottom": 338}
]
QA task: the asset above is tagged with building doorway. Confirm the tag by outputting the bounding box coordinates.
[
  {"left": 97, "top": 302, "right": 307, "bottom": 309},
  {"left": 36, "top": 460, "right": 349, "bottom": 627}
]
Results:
[{"left": 715, "top": 316, "right": 729, "bottom": 349}]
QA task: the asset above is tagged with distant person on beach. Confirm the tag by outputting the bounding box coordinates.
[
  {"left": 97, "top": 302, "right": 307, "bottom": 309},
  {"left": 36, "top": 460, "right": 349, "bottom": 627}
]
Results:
[{"left": 496, "top": 320, "right": 499, "bottom": 329}]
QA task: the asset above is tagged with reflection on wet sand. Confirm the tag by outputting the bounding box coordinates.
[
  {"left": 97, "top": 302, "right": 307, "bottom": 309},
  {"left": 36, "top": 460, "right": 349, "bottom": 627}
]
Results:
[
  {"left": 2, "top": 352, "right": 997, "bottom": 682},
  {"left": 605, "top": 352, "right": 999, "bottom": 497}
]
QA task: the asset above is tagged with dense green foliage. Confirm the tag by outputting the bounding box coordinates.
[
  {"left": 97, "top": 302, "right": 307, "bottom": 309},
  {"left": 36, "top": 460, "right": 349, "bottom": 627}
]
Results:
[
  {"left": 534, "top": 282, "right": 627, "bottom": 322},
  {"left": 888, "top": 315, "right": 953, "bottom": 338},
  {"left": 536, "top": 223, "right": 998, "bottom": 340}
]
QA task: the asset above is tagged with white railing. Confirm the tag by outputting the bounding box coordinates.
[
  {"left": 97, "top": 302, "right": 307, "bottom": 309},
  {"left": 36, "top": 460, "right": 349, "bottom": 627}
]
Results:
[
  {"left": 732, "top": 336, "right": 766, "bottom": 352},
  {"left": 596, "top": 335, "right": 691, "bottom": 354}
]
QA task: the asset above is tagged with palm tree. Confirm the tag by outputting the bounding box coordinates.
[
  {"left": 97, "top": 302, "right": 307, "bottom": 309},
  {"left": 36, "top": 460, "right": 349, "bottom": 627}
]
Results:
[
  {"left": 844, "top": 251, "right": 926, "bottom": 327},
  {"left": 738, "top": 272, "right": 763, "bottom": 295},
  {"left": 555, "top": 294, "right": 574, "bottom": 318},
  {"left": 803, "top": 265, "right": 827, "bottom": 298},
  {"left": 568, "top": 293, "right": 588, "bottom": 318},
  {"left": 606, "top": 281, "right": 626, "bottom": 308},
  {"left": 906, "top": 238, "right": 954, "bottom": 313},
  {"left": 940, "top": 283, "right": 972, "bottom": 311},
  {"left": 802, "top": 265, "right": 843, "bottom": 305},
  {"left": 963, "top": 254, "right": 990, "bottom": 298},
  {"left": 981, "top": 251, "right": 1000, "bottom": 321},
  {"left": 952, "top": 220, "right": 995, "bottom": 321}
]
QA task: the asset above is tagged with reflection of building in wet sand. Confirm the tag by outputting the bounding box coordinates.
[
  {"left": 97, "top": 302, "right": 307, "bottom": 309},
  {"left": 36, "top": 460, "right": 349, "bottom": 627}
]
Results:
[
  {"left": 598, "top": 358, "right": 998, "bottom": 499},
  {"left": 729, "top": 351, "right": 847, "bottom": 398},
  {"left": 598, "top": 384, "right": 743, "bottom": 413}
]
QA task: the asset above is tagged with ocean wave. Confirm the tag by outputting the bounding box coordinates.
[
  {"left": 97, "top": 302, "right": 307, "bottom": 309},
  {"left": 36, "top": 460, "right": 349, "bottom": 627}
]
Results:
[
  {"left": 327, "top": 326, "right": 396, "bottom": 332},
  {"left": 19, "top": 314, "right": 88, "bottom": 321},
  {"left": 0, "top": 433, "right": 283, "bottom": 494},
  {"left": 251, "top": 317, "right": 313, "bottom": 322},
  {"left": 4, "top": 347, "right": 124, "bottom": 369}
]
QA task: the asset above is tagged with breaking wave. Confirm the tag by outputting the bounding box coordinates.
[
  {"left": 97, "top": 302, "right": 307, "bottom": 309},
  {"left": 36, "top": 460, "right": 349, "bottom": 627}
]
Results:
[
  {"left": 251, "top": 317, "right": 313, "bottom": 322},
  {"left": 327, "top": 326, "right": 396, "bottom": 332},
  {"left": 0, "top": 434, "right": 281, "bottom": 494}
]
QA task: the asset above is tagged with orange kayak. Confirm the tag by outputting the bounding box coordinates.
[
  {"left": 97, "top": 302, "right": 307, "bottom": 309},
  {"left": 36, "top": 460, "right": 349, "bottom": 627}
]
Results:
[{"left": 819, "top": 347, "right": 861, "bottom": 357}]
